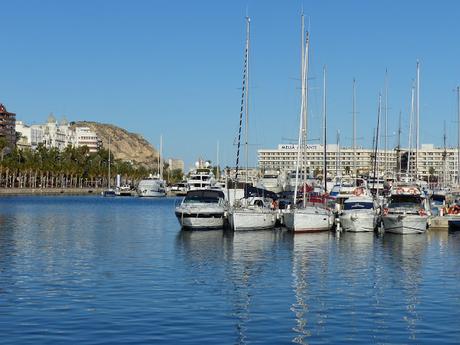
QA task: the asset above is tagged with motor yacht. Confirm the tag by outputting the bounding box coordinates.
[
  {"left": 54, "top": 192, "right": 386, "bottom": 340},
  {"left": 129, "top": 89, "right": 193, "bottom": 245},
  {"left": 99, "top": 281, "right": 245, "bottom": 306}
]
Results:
[
  {"left": 381, "top": 183, "right": 429, "bottom": 234},
  {"left": 339, "top": 187, "right": 377, "bottom": 232},
  {"left": 137, "top": 175, "right": 166, "bottom": 197},
  {"left": 175, "top": 189, "right": 227, "bottom": 229}
]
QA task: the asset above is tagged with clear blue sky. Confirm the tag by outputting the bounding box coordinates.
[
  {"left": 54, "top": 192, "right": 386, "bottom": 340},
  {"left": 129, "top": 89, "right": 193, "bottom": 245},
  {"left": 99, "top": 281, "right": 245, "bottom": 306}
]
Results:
[{"left": 2, "top": 1, "right": 460, "bottom": 171}]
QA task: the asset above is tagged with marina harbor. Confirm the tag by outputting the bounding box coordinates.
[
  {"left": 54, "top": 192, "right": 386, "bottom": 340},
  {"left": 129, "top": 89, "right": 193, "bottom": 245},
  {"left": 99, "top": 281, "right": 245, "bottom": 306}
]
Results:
[{"left": 2, "top": 3, "right": 460, "bottom": 344}]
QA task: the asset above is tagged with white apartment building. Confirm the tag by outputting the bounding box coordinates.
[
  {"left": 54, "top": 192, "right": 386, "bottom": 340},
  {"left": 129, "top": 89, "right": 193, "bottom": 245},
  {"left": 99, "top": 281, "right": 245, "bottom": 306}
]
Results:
[
  {"left": 74, "top": 127, "right": 100, "bottom": 153},
  {"left": 16, "top": 114, "right": 100, "bottom": 153},
  {"left": 258, "top": 143, "right": 459, "bottom": 181},
  {"left": 168, "top": 158, "right": 185, "bottom": 172}
]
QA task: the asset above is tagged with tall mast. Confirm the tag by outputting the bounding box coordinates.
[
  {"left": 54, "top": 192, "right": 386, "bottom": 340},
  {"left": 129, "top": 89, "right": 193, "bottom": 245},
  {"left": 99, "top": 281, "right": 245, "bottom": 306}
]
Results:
[
  {"left": 301, "top": 25, "right": 309, "bottom": 206},
  {"left": 415, "top": 61, "right": 420, "bottom": 180},
  {"left": 159, "top": 135, "right": 163, "bottom": 179},
  {"left": 234, "top": 16, "right": 250, "bottom": 182},
  {"left": 408, "top": 85, "right": 415, "bottom": 180},
  {"left": 372, "top": 94, "right": 381, "bottom": 195},
  {"left": 216, "top": 140, "right": 220, "bottom": 180},
  {"left": 352, "top": 78, "right": 357, "bottom": 179},
  {"left": 323, "top": 65, "right": 327, "bottom": 192},
  {"left": 457, "top": 86, "right": 460, "bottom": 186},
  {"left": 397, "top": 111, "right": 402, "bottom": 177},
  {"left": 294, "top": 19, "right": 309, "bottom": 206},
  {"left": 336, "top": 130, "right": 340, "bottom": 177},
  {"left": 384, "top": 69, "right": 388, "bottom": 175},
  {"left": 108, "top": 137, "right": 111, "bottom": 189},
  {"left": 442, "top": 120, "right": 447, "bottom": 187},
  {"left": 244, "top": 17, "right": 250, "bottom": 187}
]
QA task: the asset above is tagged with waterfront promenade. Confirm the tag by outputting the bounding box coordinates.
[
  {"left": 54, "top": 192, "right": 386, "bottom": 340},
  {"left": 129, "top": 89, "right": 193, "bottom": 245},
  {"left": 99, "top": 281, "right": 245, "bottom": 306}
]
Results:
[{"left": 0, "top": 188, "right": 104, "bottom": 195}]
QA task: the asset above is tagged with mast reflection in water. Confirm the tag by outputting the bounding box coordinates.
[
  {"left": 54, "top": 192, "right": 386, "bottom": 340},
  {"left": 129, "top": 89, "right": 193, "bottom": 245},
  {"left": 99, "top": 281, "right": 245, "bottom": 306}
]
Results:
[{"left": 0, "top": 196, "right": 459, "bottom": 344}]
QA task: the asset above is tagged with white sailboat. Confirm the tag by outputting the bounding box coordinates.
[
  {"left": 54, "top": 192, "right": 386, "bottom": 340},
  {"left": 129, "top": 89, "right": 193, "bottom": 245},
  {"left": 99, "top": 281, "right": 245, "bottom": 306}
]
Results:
[
  {"left": 102, "top": 137, "right": 116, "bottom": 197},
  {"left": 228, "top": 16, "right": 276, "bottom": 231},
  {"left": 284, "top": 17, "right": 333, "bottom": 233}
]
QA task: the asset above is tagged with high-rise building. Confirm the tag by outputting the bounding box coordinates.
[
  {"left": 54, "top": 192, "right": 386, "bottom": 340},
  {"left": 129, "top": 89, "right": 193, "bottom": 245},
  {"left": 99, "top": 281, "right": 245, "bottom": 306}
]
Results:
[{"left": 0, "top": 103, "right": 16, "bottom": 149}]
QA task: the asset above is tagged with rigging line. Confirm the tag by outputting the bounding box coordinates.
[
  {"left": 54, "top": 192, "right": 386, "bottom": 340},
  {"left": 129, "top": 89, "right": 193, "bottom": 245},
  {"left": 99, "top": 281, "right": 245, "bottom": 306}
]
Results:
[{"left": 235, "top": 20, "right": 249, "bottom": 181}]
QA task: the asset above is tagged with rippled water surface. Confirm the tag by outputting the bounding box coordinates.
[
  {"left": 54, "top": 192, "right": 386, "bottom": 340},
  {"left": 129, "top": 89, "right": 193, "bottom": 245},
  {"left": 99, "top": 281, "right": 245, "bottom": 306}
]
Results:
[{"left": 0, "top": 196, "right": 459, "bottom": 344}]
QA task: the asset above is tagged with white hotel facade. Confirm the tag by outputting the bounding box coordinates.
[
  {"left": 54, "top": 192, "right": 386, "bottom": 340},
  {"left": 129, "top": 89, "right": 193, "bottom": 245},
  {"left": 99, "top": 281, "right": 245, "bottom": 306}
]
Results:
[
  {"left": 258, "top": 143, "right": 460, "bottom": 182},
  {"left": 16, "top": 114, "right": 100, "bottom": 153}
]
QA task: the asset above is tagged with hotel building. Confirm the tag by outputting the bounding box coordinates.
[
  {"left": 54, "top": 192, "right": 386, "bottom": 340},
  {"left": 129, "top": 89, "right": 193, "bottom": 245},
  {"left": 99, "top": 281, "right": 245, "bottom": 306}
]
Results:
[{"left": 258, "top": 143, "right": 459, "bottom": 182}]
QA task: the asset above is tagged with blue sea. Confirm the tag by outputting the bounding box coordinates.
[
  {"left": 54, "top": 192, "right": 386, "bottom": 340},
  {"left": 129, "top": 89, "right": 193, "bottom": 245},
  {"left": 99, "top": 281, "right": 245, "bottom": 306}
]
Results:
[{"left": 0, "top": 196, "right": 459, "bottom": 344}]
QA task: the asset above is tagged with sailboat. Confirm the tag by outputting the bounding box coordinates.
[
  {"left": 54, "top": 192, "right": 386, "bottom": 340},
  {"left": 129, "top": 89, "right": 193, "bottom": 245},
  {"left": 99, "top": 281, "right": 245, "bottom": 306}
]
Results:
[
  {"left": 283, "top": 17, "right": 333, "bottom": 233},
  {"left": 228, "top": 16, "right": 277, "bottom": 231},
  {"left": 381, "top": 68, "right": 429, "bottom": 234},
  {"left": 102, "top": 137, "right": 116, "bottom": 197}
]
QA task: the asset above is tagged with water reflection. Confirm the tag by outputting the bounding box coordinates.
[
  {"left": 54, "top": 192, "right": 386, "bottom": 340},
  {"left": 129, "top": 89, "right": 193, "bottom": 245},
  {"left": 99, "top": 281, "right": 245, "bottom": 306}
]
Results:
[
  {"left": 227, "top": 230, "right": 292, "bottom": 345},
  {"left": 290, "top": 232, "right": 332, "bottom": 345},
  {"left": 175, "top": 229, "right": 228, "bottom": 265},
  {"left": 382, "top": 233, "right": 428, "bottom": 341}
]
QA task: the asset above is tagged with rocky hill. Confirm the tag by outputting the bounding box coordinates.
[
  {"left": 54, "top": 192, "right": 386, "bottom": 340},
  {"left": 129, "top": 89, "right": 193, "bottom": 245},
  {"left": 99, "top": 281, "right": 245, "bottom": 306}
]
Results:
[{"left": 72, "top": 121, "right": 159, "bottom": 168}]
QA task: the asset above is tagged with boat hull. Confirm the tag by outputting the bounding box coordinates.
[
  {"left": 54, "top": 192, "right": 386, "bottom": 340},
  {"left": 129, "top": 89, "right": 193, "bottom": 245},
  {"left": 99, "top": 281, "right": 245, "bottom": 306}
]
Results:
[
  {"left": 229, "top": 209, "right": 276, "bottom": 231},
  {"left": 138, "top": 191, "right": 166, "bottom": 197},
  {"left": 340, "top": 212, "right": 376, "bottom": 232},
  {"left": 175, "top": 208, "right": 225, "bottom": 230},
  {"left": 284, "top": 207, "right": 332, "bottom": 233},
  {"left": 382, "top": 214, "right": 428, "bottom": 234},
  {"left": 448, "top": 219, "right": 460, "bottom": 231}
]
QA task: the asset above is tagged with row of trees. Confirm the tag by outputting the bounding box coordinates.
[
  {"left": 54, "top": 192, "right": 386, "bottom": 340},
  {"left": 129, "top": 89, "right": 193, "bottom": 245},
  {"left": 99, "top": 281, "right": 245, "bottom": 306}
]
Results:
[{"left": 0, "top": 141, "right": 176, "bottom": 189}]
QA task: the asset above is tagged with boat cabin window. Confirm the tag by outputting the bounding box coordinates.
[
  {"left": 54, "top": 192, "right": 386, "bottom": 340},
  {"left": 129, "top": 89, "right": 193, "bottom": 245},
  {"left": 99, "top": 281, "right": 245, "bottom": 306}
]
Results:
[
  {"left": 185, "top": 196, "right": 219, "bottom": 204},
  {"left": 184, "top": 190, "right": 224, "bottom": 204},
  {"left": 263, "top": 175, "right": 278, "bottom": 179},
  {"left": 344, "top": 202, "right": 374, "bottom": 210},
  {"left": 432, "top": 195, "right": 445, "bottom": 203},
  {"left": 253, "top": 199, "right": 264, "bottom": 207},
  {"left": 389, "top": 195, "right": 421, "bottom": 208}
]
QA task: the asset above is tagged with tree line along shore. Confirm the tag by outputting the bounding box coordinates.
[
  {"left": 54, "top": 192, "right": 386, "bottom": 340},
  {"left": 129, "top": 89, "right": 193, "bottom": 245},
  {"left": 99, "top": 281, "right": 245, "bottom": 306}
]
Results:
[{"left": 0, "top": 139, "right": 183, "bottom": 190}]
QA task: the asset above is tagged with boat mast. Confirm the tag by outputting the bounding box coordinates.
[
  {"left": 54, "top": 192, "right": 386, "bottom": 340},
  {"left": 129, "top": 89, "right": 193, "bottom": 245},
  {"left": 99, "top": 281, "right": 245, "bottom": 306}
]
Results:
[
  {"left": 384, "top": 69, "right": 388, "bottom": 176},
  {"left": 397, "top": 111, "right": 402, "bottom": 178},
  {"left": 442, "top": 121, "right": 447, "bottom": 188},
  {"left": 294, "top": 16, "right": 309, "bottom": 206},
  {"left": 372, "top": 94, "right": 381, "bottom": 196},
  {"left": 322, "top": 65, "right": 327, "bottom": 193},
  {"left": 352, "top": 78, "right": 357, "bottom": 179},
  {"left": 336, "top": 130, "right": 340, "bottom": 177},
  {"left": 415, "top": 61, "right": 420, "bottom": 181},
  {"left": 216, "top": 140, "right": 220, "bottom": 180},
  {"left": 407, "top": 85, "right": 415, "bottom": 180},
  {"left": 108, "top": 137, "right": 111, "bottom": 189},
  {"left": 159, "top": 135, "right": 163, "bottom": 179},
  {"left": 234, "top": 16, "right": 250, "bottom": 183},
  {"left": 244, "top": 17, "right": 250, "bottom": 188},
  {"left": 302, "top": 21, "right": 309, "bottom": 207},
  {"left": 457, "top": 86, "right": 460, "bottom": 185}
]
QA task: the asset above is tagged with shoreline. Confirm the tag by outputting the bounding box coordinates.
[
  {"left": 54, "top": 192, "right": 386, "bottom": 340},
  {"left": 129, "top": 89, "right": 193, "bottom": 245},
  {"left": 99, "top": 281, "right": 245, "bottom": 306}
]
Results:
[
  {"left": 0, "top": 188, "right": 104, "bottom": 196},
  {"left": 0, "top": 188, "right": 180, "bottom": 197}
]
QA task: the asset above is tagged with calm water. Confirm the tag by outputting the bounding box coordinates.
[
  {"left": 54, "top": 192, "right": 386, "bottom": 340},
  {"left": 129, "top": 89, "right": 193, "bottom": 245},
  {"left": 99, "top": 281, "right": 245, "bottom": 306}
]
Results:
[{"left": 0, "top": 196, "right": 459, "bottom": 344}]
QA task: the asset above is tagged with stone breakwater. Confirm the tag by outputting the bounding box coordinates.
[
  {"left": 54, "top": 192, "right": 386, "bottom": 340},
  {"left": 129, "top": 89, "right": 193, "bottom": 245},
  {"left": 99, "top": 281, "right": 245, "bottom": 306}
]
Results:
[{"left": 0, "top": 188, "right": 104, "bottom": 195}]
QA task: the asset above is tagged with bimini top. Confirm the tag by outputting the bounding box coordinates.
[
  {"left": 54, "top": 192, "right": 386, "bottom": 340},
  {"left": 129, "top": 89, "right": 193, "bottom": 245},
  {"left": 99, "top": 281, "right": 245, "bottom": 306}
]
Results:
[{"left": 184, "top": 189, "right": 225, "bottom": 203}]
